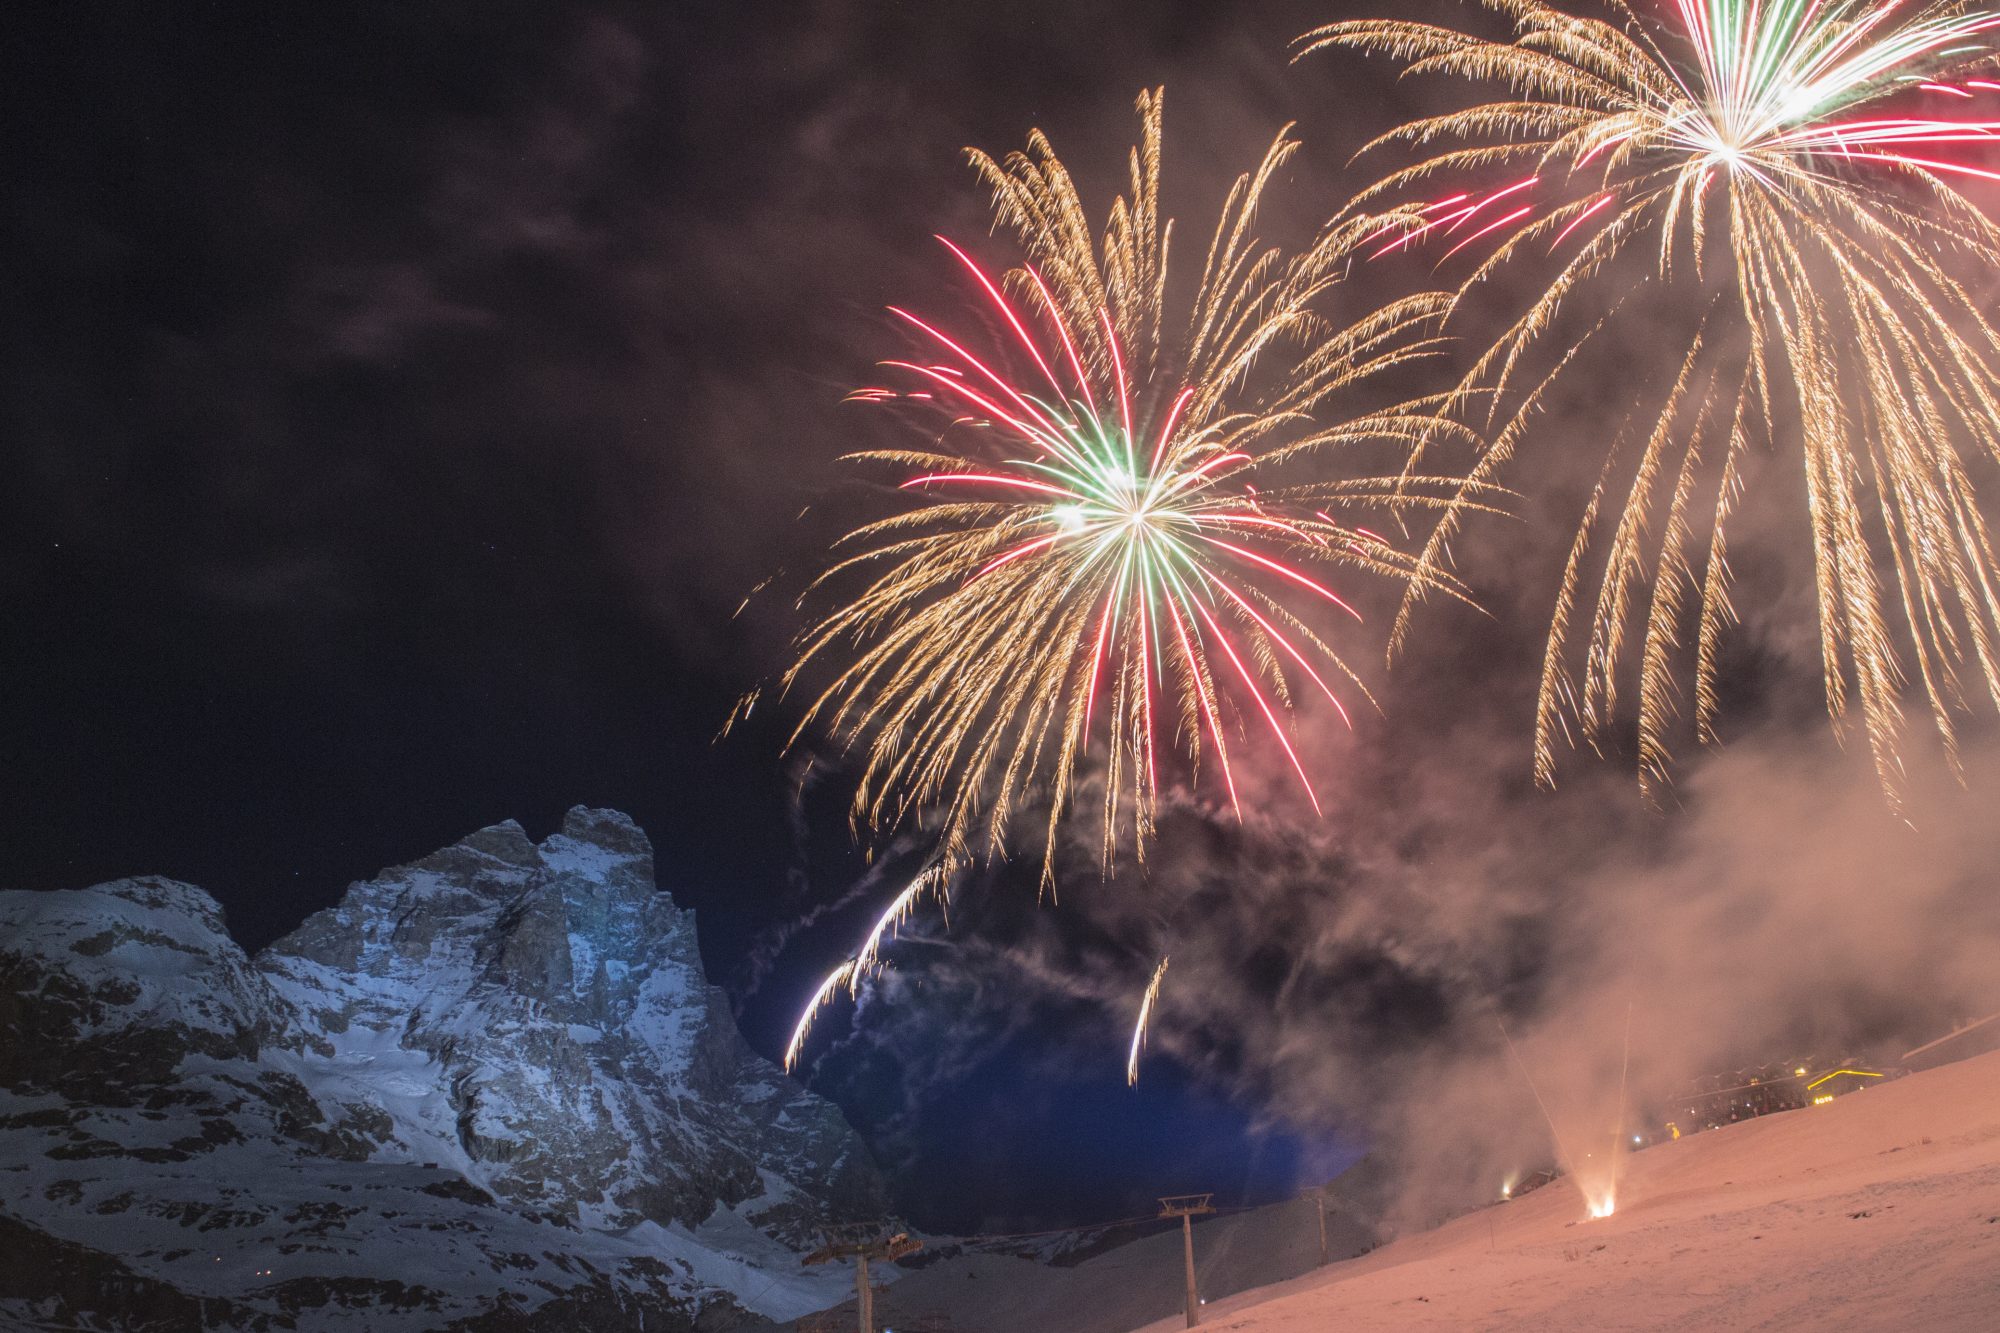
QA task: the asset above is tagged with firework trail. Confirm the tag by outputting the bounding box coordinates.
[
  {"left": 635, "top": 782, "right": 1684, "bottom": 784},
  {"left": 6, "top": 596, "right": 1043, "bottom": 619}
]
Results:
[
  {"left": 850, "top": 862, "right": 947, "bottom": 975},
  {"left": 776, "top": 89, "right": 1482, "bottom": 882},
  {"left": 784, "top": 960, "right": 856, "bottom": 1074},
  {"left": 1301, "top": 1, "right": 2000, "bottom": 804},
  {"left": 1127, "top": 955, "right": 1171, "bottom": 1085},
  {"left": 782, "top": 860, "right": 956, "bottom": 1072}
]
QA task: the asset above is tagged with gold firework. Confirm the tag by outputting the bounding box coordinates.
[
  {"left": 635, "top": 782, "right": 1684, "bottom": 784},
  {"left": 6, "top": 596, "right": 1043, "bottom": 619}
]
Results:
[
  {"left": 1127, "top": 954, "right": 1170, "bottom": 1086},
  {"left": 777, "top": 89, "right": 1479, "bottom": 881},
  {"left": 1302, "top": 1, "right": 2000, "bottom": 803}
]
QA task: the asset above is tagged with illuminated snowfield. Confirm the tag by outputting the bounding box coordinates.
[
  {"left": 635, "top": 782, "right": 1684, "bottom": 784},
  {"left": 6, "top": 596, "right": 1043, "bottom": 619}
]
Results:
[{"left": 1129, "top": 1048, "right": 2000, "bottom": 1331}]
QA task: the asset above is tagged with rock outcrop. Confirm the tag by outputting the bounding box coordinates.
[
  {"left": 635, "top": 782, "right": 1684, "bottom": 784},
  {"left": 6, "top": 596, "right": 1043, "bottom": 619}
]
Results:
[{"left": 0, "top": 809, "right": 888, "bottom": 1330}]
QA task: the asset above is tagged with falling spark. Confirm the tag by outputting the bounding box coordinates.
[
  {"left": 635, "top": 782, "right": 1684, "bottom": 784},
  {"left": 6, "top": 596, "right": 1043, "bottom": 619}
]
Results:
[
  {"left": 782, "top": 861, "right": 957, "bottom": 1073},
  {"left": 773, "top": 89, "right": 1482, "bottom": 882},
  {"left": 1301, "top": 1, "right": 2000, "bottom": 805},
  {"left": 784, "top": 961, "right": 856, "bottom": 1074},
  {"left": 1127, "top": 955, "right": 1171, "bottom": 1085},
  {"left": 850, "top": 861, "right": 951, "bottom": 980}
]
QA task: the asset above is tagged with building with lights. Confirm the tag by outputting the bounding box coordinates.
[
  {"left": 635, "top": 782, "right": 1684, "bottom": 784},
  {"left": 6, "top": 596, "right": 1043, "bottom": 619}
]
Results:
[
  {"left": 1802, "top": 1068, "right": 1886, "bottom": 1105},
  {"left": 1660, "top": 1060, "right": 1888, "bottom": 1136}
]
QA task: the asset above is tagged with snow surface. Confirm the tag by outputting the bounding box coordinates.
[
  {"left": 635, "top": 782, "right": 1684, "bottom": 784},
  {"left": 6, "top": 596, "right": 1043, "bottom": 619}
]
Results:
[
  {"left": 783, "top": 1195, "right": 1373, "bottom": 1332},
  {"left": 1128, "top": 1048, "right": 2000, "bottom": 1332}
]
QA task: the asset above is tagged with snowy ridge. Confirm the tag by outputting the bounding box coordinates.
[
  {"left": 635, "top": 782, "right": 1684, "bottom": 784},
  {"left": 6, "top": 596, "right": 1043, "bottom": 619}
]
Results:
[{"left": 0, "top": 808, "right": 889, "bottom": 1331}]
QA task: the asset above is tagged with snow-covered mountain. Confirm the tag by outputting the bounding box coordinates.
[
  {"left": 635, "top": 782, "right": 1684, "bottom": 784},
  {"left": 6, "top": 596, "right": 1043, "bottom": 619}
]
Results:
[{"left": 0, "top": 808, "right": 889, "bottom": 1331}]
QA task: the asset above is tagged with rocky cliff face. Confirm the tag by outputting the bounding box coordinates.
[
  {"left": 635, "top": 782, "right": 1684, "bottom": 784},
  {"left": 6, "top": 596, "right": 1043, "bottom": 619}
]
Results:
[{"left": 0, "top": 809, "right": 888, "bottom": 1331}]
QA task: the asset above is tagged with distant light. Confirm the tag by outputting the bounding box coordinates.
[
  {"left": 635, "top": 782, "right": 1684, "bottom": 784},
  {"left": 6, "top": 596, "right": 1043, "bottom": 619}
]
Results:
[
  {"left": 1632, "top": 1135, "right": 1642, "bottom": 1144},
  {"left": 1806, "top": 1069, "right": 1884, "bottom": 1092},
  {"left": 1794, "top": 1067, "right": 1807, "bottom": 1077}
]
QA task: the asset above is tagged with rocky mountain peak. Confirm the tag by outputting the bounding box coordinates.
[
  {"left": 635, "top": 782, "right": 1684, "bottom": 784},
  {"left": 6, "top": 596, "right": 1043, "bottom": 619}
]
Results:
[{"left": 0, "top": 809, "right": 889, "bottom": 1330}]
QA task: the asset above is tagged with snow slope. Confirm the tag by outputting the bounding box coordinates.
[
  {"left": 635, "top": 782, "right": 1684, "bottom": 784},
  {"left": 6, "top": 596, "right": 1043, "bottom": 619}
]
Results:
[
  {"left": 1130, "top": 1048, "right": 2000, "bottom": 1332},
  {"left": 785, "top": 1194, "right": 1378, "bottom": 1333}
]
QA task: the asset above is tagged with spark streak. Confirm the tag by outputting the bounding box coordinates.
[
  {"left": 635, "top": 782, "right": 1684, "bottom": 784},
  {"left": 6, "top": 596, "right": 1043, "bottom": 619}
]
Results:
[
  {"left": 784, "top": 962, "right": 856, "bottom": 1074},
  {"left": 782, "top": 860, "right": 956, "bottom": 1073},
  {"left": 1127, "top": 956, "right": 1171, "bottom": 1085}
]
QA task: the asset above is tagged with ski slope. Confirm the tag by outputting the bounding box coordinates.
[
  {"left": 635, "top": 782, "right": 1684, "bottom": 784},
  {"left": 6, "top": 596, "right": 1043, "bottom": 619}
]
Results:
[{"left": 1131, "top": 1048, "right": 2000, "bottom": 1332}]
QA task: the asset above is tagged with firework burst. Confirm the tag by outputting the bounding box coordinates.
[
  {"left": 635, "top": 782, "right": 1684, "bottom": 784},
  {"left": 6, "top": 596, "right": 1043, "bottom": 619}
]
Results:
[
  {"left": 1301, "top": 1, "right": 2000, "bottom": 803},
  {"left": 777, "top": 90, "right": 1481, "bottom": 880}
]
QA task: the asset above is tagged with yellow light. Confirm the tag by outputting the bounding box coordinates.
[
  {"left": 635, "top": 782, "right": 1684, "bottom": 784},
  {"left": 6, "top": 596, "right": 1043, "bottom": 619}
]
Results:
[
  {"left": 1805, "top": 1069, "right": 1883, "bottom": 1092},
  {"left": 1793, "top": 1067, "right": 1807, "bottom": 1077},
  {"left": 1813, "top": 1094, "right": 1834, "bottom": 1105}
]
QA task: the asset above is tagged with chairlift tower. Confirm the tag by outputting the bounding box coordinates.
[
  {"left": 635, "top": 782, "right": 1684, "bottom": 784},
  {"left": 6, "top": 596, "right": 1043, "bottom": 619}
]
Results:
[
  {"left": 803, "top": 1226, "right": 922, "bottom": 1333},
  {"left": 1157, "top": 1193, "right": 1215, "bottom": 1328},
  {"left": 1300, "top": 1185, "right": 1335, "bottom": 1267}
]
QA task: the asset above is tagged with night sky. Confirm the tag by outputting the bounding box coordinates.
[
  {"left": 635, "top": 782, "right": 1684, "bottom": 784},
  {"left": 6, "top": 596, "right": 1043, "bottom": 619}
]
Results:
[{"left": 10, "top": 1, "right": 2000, "bottom": 1235}]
